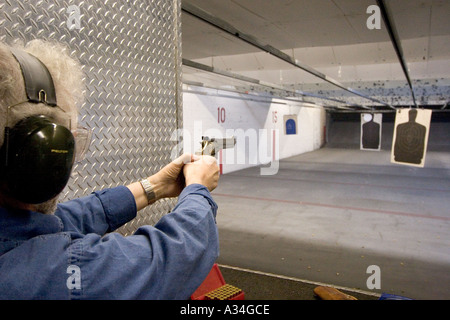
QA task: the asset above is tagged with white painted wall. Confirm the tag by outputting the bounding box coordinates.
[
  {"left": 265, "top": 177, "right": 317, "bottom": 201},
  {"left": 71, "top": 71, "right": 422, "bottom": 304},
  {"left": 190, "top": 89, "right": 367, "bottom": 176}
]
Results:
[{"left": 182, "top": 85, "right": 326, "bottom": 174}]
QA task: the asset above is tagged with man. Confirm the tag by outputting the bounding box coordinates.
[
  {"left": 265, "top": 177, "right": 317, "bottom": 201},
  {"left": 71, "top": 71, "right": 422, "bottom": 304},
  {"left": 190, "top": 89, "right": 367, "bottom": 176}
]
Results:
[{"left": 0, "top": 40, "right": 220, "bottom": 299}]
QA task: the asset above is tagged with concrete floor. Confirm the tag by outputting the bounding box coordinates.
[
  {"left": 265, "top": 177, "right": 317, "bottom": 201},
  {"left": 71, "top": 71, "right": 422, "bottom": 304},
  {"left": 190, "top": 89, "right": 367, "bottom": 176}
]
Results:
[{"left": 212, "top": 147, "right": 450, "bottom": 300}]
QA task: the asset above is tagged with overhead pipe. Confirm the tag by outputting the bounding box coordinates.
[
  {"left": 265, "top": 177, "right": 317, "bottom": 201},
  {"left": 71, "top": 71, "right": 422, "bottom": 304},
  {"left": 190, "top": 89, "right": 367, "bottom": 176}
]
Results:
[
  {"left": 376, "top": 0, "right": 418, "bottom": 107},
  {"left": 183, "top": 58, "right": 363, "bottom": 109}
]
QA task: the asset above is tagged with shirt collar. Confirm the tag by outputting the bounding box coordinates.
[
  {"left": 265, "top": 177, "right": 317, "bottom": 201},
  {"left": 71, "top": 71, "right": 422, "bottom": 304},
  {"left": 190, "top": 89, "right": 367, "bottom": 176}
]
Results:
[{"left": 0, "top": 206, "right": 63, "bottom": 241}]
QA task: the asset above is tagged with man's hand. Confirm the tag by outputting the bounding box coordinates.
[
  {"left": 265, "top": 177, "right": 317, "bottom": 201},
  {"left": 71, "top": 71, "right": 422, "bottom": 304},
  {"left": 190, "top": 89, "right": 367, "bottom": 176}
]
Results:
[
  {"left": 127, "top": 154, "right": 219, "bottom": 211},
  {"left": 183, "top": 155, "right": 220, "bottom": 192},
  {"left": 147, "top": 153, "right": 193, "bottom": 199}
]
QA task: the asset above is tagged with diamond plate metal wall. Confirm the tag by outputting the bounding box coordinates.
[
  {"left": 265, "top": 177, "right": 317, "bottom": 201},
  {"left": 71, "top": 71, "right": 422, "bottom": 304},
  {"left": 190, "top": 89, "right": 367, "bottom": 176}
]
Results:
[{"left": 0, "top": 0, "right": 183, "bottom": 235}]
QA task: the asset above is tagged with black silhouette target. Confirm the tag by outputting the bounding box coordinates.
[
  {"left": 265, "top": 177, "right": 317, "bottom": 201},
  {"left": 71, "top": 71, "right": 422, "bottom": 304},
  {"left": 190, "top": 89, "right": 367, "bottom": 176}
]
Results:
[
  {"left": 361, "top": 113, "right": 382, "bottom": 150},
  {"left": 392, "top": 109, "right": 431, "bottom": 167}
]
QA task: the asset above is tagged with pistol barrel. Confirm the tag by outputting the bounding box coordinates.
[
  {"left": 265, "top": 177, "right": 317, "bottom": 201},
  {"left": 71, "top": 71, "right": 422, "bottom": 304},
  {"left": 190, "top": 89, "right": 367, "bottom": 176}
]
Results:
[{"left": 198, "top": 136, "right": 236, "bottom": 156}]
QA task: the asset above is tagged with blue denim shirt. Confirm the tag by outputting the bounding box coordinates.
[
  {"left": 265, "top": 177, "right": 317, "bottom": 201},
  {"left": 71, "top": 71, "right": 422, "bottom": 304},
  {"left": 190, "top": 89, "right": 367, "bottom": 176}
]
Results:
[{"left": 0, "top": 184, "right": 219, "bottom": 299}]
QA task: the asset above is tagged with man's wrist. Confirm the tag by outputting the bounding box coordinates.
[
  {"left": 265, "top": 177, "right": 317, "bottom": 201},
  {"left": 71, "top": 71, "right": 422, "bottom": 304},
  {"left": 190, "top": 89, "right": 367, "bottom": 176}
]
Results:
[
  {"left": 126, "top": 176, "right": 165, "bottom": 211},
  {"left": 139, "top": 178, "right": 156, "bottom": 205},
  {"left": 146, "top": 175, "right": 165, "bottom": 201}
]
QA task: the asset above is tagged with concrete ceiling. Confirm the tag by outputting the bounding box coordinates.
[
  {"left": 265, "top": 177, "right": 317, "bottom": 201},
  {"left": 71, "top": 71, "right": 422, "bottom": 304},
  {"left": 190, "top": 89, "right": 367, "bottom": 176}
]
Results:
[{"left": 181, "top": 0, "right": 450, "bottom": 110}]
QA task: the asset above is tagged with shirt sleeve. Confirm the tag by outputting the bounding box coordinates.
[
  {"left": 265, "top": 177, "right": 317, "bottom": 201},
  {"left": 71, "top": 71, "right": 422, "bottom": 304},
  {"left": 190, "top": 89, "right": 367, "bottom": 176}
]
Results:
[
  {"left": 71, "top": 184, "right": 219, "bottom": 300},
  {"left": 55, "top": 186, "right": 137, "bottom": 236}
]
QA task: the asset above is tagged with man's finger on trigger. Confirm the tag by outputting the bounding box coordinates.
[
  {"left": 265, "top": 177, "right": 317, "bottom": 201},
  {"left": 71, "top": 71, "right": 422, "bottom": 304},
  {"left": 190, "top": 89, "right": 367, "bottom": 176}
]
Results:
[
  {"left": 187, "top": 154, "right": 201, "bottom": 163},
  {"left": 173, "top": 153, "right": 194, "bottom": 165},
  {"left": 202, "top": 155, "right": 218, "bottom": 165}
]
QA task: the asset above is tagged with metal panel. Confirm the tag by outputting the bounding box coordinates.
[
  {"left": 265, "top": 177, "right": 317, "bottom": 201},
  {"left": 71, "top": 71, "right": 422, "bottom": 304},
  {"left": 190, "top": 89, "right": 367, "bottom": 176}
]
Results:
[{"left": 0, "top": 0, "right": 183, "bottom": 235}]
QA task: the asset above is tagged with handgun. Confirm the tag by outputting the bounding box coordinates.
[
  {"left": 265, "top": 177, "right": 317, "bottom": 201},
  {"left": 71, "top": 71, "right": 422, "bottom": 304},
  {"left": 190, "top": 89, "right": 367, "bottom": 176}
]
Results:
[{"left": 196, "top": 136, "right": 236, "bottom": 157}]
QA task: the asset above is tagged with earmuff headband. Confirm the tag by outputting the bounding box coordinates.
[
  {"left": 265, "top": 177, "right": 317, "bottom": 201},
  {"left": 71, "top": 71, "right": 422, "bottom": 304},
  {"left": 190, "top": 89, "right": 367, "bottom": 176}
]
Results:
[{"left": 10, "top": 48, "right": 57, "bottom": 106}]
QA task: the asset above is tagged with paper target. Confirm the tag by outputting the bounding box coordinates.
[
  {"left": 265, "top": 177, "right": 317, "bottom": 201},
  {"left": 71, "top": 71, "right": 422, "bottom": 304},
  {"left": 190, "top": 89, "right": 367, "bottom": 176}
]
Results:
[
  {"left": 391, "top": 109, "right": 432, "bottom": 167},
  {"left": 361, "top": 113, "right": 382, "bottom": 151}
]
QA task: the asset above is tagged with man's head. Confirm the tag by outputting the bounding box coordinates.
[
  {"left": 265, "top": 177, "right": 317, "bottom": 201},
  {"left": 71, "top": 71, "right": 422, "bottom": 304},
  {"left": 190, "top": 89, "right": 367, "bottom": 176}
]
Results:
[{"left": 0, "top": 40, "right": 85, "bottom": 213}]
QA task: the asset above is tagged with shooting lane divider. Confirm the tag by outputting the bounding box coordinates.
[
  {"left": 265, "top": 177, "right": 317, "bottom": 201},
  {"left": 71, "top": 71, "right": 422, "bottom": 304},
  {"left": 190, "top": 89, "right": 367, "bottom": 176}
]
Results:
[
  {"left": 273, "top": 129, "right": 276, "bottom": 162},
  {"left": 219, "top": 149, "right": 223, "bottom": 175}
]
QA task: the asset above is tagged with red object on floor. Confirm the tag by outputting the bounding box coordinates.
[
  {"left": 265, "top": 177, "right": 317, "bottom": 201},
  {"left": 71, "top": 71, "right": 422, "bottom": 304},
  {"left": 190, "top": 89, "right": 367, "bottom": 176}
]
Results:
[{"left": 191, "top": 264, "right": 245, "bottom": 300}]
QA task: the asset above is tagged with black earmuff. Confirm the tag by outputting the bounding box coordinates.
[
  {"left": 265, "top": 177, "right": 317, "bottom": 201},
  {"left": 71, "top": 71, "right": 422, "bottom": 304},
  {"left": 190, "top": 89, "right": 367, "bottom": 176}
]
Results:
[
  {"left": 0, "top": 48, "right": 76, "bottom": 204},
  {"left": 1, "top": 116, "right": 75, "bottom": 204}
]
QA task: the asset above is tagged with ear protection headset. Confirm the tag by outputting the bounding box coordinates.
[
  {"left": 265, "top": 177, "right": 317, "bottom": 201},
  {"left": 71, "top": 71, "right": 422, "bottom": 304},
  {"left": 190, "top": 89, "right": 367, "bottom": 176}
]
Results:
[{"left": 0, "top": 48, "right": 75, "bottom": 204}]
